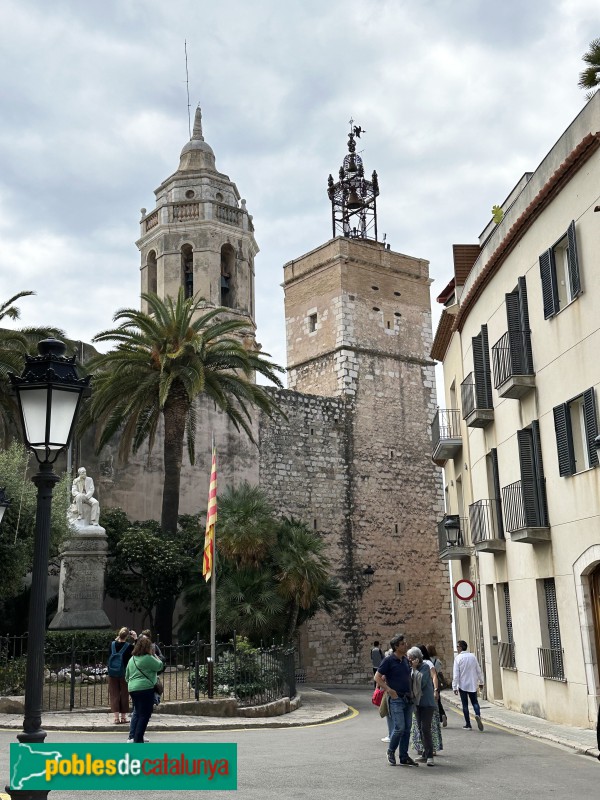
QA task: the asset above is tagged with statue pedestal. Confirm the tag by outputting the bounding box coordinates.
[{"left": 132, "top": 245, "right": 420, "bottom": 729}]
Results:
[{"left": 49, "top": 519, "right": 111, "bottom": 630}]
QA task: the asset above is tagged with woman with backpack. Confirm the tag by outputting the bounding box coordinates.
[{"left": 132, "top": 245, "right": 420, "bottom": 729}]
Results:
[{"left": 107, "top": 627, "right": 137, "bottom": 724}]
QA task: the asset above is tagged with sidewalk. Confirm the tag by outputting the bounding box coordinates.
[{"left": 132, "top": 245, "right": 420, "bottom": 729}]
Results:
[
  {"left": 441, "top": 689, "right": 599, "bottom": 759},
  {"left": 0, "top": 689, "right": 350, "bottom": 732}
]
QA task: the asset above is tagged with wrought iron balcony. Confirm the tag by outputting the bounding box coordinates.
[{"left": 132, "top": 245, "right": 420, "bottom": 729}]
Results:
[
  {"left": 501, "top": 478, "right": 550, "bottom": 543},
  {"left": 431, "top": 408, "right": 462, "bottom": 464},
  {"left": 469, "top": 499, "right": 505, "bottom": 553},
  {"left": 538, "top": 646, "right": 565, "bottom": 682},
  {"left": 460, "top": 372, "right": 494, "bottom": 428},
  {"left": 437, "top": 515, "right": 471, "bottom": 561},
  {"left": 498, "top": 640, "right": 516, "bottom": 670},
  {"left": 491, "top": 329, "right": 535, "bottom": 399}
]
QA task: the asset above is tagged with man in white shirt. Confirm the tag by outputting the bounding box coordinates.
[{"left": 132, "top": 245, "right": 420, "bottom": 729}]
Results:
[{"left": 452, "top": 640, "right": 484, "bottom": 731}]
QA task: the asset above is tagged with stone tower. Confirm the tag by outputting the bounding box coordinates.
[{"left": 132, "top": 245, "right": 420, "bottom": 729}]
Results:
[
  {"left": 136, "top": 106, "right": 258, "bottom": 346},
  {"left": 277, "top": 127, "right": 451, "bottom": 680}
]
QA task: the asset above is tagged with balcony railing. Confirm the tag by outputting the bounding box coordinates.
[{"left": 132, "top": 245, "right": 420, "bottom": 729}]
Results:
[
  {"left": 437, "top": 515, "right": 471, "bottom": 561},
  {"left": 469, "top": 499, "right": 505, "bottom": 552},
  {"left": 538, "top": 647, "right": 565, "bottom": 682},
  {"left": 498, "top": 640, "right": 516, "bottom": 670},
  {"left": 460, "top": 372, "right": 493, "bottom": 427},
  {"left": 491, "top": 330, "right": 535, "bottom": 398},
  {"left": 431, "top": 408, "right": 462, "bottom": 463},
  {"left": 501, "top": 478, "right": 549, "bottom": 542}
]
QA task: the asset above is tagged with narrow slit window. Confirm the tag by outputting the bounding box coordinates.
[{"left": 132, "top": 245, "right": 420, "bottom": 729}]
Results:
[{"left": 309, "top": 313, "right": 317, "bottom": 332}]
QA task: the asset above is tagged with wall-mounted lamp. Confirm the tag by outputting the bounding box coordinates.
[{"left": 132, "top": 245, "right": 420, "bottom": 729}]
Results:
[
  {"left": 356, "top": 565, "right": 375, "bottom": 595},
  {"left": 444, "top": 514, "right": 462, "bottom": 546}
]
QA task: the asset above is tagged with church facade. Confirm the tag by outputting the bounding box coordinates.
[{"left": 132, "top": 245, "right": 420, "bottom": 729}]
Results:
[{"left": 91, "top": 109, "right": 451, "bottom": 681}]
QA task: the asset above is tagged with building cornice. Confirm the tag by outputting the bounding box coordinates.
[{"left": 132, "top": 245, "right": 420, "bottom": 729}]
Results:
[
  {"left": 289, "top": 344, "right": 434, "bottom": 373},
  {"left": 430, "top": 309, "right": 454, "bottom": 362}
]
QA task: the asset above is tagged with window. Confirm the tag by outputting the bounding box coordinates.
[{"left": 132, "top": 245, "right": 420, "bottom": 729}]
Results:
[
  {"left": 498, "top": 583, "right": 516, "bottom": 669},
  {"left": 220, "top": 244, "right": 235, "bottom": 307},
  {"left": 539, "top": 220, "right": 581, "bottom": 319},
  {"left": 539, "top": 578, "right": 565, "bottom": 680},
  {"left": 308, "top": 313, "right": 317, "bottom": 332},
  {"left": 181, "top": 244, "right": 194, "bottom": 299},
  {"left": 553, "top": 388, "right": 599, "bottom": 476}
]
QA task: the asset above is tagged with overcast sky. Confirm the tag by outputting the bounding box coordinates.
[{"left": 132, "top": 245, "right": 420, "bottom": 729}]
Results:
[{"left": 1, "top": 0, "right": 598, "bottom": 378}]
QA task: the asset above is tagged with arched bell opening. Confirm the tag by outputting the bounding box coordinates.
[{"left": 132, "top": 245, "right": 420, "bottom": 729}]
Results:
[
  {"left": 220, "top": 244, "right": 236, "bottom": 308},
  {"left": 181, "top": 244, "right": 194, "bottom": 299}
]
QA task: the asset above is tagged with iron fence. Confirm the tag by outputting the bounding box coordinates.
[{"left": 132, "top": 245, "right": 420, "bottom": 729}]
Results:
[
  {"left": 0, "top": 633, "right": 296, "bottom": 711},
  {"left": 538, "top": 646, "right": 565, "bottom": 682},
  {"left": 469, "top": 499, "right": 504, "bottom": 543},
  {"left": 491, "top": 329, "right": 533, "bottom": 389},
  {"left": 460, "top": 373, "right": 477, "bottom": 418},
  {"left": 431, "top": 408, "right": 461, "bottom": 451},
  {"left": 501, "top": 478, "right": 548, "bottom": 532}
]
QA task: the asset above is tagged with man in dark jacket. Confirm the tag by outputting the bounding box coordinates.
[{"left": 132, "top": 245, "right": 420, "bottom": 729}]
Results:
[{"left": 375, "top": 633, "right": 418, "bottom": 767}]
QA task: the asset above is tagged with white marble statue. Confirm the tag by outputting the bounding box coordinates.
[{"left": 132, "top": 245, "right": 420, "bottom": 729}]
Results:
[{"left": 70, "top": 466, "right": 100, "bottom": 526}]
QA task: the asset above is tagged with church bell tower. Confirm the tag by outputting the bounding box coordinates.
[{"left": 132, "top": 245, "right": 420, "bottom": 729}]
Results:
[{"left": 136, "top": 106, "right": 258, "bottom": 346}]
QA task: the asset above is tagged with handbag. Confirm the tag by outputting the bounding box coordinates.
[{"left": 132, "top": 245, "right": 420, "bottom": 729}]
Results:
[
  {"left": 379, "top": 691, "right": 389, "bottom": 718},
  {"left": 372, "top": 687, "right": 384, "bottom": 707}
]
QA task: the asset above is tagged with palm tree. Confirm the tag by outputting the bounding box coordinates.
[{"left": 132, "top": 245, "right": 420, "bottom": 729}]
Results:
[
  {"left": 217, "top": 482, "right": 277, "bottom": 568},
  {"left": 83, "top": 290, "right": 284, "bottom": 640},
  {"left": 0, "top": 291, "right": 63, "bottom": 443},
  {"left": 579, "top": 38, "right": 600, "bottom": 100}
]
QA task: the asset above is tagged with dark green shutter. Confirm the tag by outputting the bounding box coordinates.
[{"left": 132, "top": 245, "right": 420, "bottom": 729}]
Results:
[
  {"left": 539, "top": 248, "right": 558, "bottom": 318},
  {"left": 480, "top": 324, "right": 493, "bottom": 408},
  {"left": 553, "top": 403, "right": 575, "bottom": 476},
  {"left": 490, "top": 447, "right": 504, "bottom": 538},
  {"left": 472, "top": 327, "right": 493, "bottom": 410},
  {"left": 567, "top": 220, "right": 581, "bottom": 298},
  {"left": 517, "top": 428, "right": 537, "bottom": 526},
  {"left": 518, "top": 277, "right": 534, "bottom": 373},
  {"left": 583, "top": 387, "right": 599, "bottom": 468},
  {"left": 506, "top": 290, "right": 524, "bottom": 374},
  {"left": 531, "top": 420, "right": 549, "bottom": 527}
]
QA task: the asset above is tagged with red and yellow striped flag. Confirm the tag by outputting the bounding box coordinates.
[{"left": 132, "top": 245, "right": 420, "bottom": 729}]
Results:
[{"left": 202, "top": 445, "right": 217, "bottom": 582}]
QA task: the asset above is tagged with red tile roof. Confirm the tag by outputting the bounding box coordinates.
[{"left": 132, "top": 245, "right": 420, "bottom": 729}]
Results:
[
  {"left": 453, "top": 244, "right": 480, "bottom": 285},
  {"left": 431, "top": 309, "right": 454, "bottom": 361}
]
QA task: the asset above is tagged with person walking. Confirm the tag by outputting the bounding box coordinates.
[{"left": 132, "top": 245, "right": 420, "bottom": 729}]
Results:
[
  {"left": 428, "top": 643, "right": 448, "bottom": 727},
  {"left": 125, "top": 635, "right": 163, "bottom": 743},
  {"left": 408, "top": 647, "right": 437, "bottom": 766},
  {"left": 107, "top": 627, "right": 137, "bottom": 724},
  {"left": 371, "top": 640, "right": 384, "bottom": 677},
  {"left": 375, "top": 633, "right": 419, "bottom": 767},
  {"left": 411, "top": 644, "right": 443, "bottom": 757},
  {"left": 452, "top": 639, "right": 484, "bottom": 730}
]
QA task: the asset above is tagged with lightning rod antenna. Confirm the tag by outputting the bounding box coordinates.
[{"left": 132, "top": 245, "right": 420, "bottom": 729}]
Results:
[{"left": 185, "top": 39, "right": 191, "bottom": 139}]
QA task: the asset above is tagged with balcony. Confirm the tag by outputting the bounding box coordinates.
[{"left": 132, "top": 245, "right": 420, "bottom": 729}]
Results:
[
  {"left": 469, "top": 499, "right": 505, "bottom": 553},
  {"left": 491, "top": 330, "right": 535, "bottom": 399},
  {"left": 501, "top": 479, "right": 550, "bottom": 543},
  {"left": 538, "top": 647, "right": 566, "bottom": 682},
  {"left": 498, "top": 640, "right": 516, "bottom": 670},
  {"left": 437, "top": 515, "right": 471, "bottom": 561},
  {"left": 460, "top": 372, "right": 494, "bottom": 428},
  {"left": 431, "top": 409, "right": 462, "bottom": 465}
]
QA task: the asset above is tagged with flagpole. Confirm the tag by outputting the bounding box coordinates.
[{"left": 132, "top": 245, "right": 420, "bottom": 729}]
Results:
[{"left": 210, "top": 434, "right": 216, "bottom": 663}]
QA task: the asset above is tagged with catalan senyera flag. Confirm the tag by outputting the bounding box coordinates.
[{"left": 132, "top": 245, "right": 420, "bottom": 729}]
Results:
[{"left": 202, "top": 445, "right": 217, "bottom": 582}]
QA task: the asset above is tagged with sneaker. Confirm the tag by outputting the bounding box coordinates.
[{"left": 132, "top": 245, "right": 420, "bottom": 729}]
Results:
[
  {"left": 386, "top": 751, "right": 396, "bottom": 766},
  {"left": 126, "top": 737, "right": 149, "bottom": 743},
  {"left": 475, "top": 715, "right": 484, "bottom": 731},
  {"left": 462, "top": 724, "right": 472, "bottom": 729},
  {"left": 381, "top": 736, "right": 390, "bottom": 743},
  {"left": 416, "top": 755, "right": 427, "bottom": 763},
  {"left": 441, "top": 714, "right": 447, "bottom": 727},
  {"left": 426, "top": 757, "right": 435, "bottom": 767},
  {"left": 399, "top": 756, "right": 419, "bottom": 767}
]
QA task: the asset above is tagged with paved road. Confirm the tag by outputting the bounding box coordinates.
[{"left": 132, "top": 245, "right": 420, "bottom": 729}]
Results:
[{"left": 1, "top": 687, "right": 598, "bottom": 798}]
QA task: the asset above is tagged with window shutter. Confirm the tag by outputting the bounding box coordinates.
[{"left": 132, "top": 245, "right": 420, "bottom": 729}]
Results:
[
  {"left": 490, "top": 447, "right": 504, "bottom": 538},
  {"left": 517, "top": 428, "right": 537, "bottom": 526},
  {"left": 583, "top": 387, "right": 599, "bottom": 468},
  {"left": 531, "top": 420, "right": 549, "bottom": 527},
  {"left": 539, "top": 248, "right": 558, "bottom": 319},
  {"left": 553, "top": 403, "right": 575, "bottom": 477},
  {"left": 567, "top": 220, "right": 581, "bottom": 298},
  {"left": 518, "top": 277, "right": 534, "bottom": 373},
  {"left": 480, "top": 324, "right": 493, "bottom": 408},
  {"left": 506, "top": 290, "right": 524, "bottom": 374}
]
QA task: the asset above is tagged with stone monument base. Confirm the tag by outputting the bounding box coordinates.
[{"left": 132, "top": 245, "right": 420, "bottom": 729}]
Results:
[{"left": 49, "top": 520, "right": 112, "bottom": 630}]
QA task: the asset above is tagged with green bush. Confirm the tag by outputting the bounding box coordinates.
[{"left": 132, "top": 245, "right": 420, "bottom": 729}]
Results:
[
  {"left": 0, "top": 655, "right": 27, "bottom": 695},
  {"left": 189, "top": 638, "right": 283, "bottom": 700},
  {"left": 44, "top": 629, "right": 115, "bottom": 659}
]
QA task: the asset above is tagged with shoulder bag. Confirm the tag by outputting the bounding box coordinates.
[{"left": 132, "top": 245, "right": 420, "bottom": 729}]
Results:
[{"left": 133, "top": 656, "right": 164, "bottom": 695}]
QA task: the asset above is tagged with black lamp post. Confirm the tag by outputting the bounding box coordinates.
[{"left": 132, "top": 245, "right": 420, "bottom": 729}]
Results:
[{"left": 7, "top": 339, "right": 90, "bottom": 800}]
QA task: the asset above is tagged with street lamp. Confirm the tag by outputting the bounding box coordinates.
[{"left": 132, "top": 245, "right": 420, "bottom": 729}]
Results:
[
  {"left": 444, "top": 514, "right": 462, "bottom": 546},
  {"left": 7, "top": 338, "right": 90, "bottom": 799},
  {"left": 362, "top": 565, "right": 375, "bottom": 589},
  {"left": 0, "top": 486, "right": 11, "bottom": 525}
]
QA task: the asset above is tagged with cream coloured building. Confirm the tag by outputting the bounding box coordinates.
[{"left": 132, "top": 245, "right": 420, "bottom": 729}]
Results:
[{"left": 431, "top": 91, "right": 600, "bottom": 728}]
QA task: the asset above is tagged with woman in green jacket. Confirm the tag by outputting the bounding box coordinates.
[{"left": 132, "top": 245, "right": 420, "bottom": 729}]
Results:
[{"left": 125, "top": 636, "right": 163, "bottom": 743}]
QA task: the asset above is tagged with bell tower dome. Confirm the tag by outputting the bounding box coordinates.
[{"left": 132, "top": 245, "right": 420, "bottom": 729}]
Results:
[{"left": 136, "top": 106, "right": 258, "bottom": 343}]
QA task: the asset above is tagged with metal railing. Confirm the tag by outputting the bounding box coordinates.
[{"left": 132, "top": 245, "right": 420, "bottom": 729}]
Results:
[
  {"left": 501, "top": 478, "right": 548, "bottom": 532},
  {"left": 431, "top": 408, "right": 461, "bottom": 451},
  {"left": 538, "top": 647, "right": 565, "bottom": 682},
  {"left": 437, "top": 516, "right": 468, "bottom": 550},
  {"left": 0, "top": 634, "right": 296, "bottom": 711},
  {"left": 469, "top": 499, "right": 504, "bottom": 543},
  {"left": 460, "top": 373, "right": 477, "bottom": 419},
  {"left": 498, "top": 640, "right": 516, "bottom": 670},
  {"left": 491, "top": 329, "right": 533, "bottom": 388}
]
